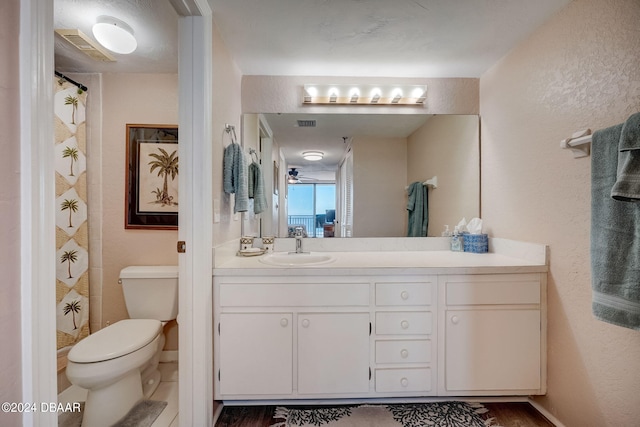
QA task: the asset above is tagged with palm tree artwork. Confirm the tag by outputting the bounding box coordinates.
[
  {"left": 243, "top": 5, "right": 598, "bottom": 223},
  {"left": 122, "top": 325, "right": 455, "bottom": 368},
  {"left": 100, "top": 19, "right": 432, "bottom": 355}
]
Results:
[
  {"left": 148, "top": 147, "right": 179, "bottom": 207},
  {"left": 64, "top": 95, "right": 78, "bottom": 125},
  {"left": 62, "top": 146, "right": 79, "bottom": 177},
  {"left": 63, "top": 300, "right": 82, "bottom": 330},
  {"left": 60, "top": 249, "right": 78, "bottom": 279},
  {"left": 60, "top": 198, "right": 79, "bottom": 228}
]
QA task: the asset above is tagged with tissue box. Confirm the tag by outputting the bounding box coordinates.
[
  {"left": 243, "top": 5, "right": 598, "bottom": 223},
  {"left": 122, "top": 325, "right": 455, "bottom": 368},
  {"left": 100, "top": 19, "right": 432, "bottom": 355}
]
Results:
[{"left": 463, "top": 233, "right": 488, "bottom": 253}]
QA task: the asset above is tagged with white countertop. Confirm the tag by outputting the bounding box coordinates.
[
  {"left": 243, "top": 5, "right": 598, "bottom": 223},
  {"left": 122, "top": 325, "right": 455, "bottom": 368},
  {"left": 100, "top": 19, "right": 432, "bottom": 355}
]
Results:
[{"left": 213, "top": 249, "right": 548, "bottom": 277}]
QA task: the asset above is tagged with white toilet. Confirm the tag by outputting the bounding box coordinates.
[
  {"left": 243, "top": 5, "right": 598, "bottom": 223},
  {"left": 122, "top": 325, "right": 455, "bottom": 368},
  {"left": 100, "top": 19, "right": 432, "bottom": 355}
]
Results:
[{"left": 66, "top": 266, "right": 178, "bottom": 427}]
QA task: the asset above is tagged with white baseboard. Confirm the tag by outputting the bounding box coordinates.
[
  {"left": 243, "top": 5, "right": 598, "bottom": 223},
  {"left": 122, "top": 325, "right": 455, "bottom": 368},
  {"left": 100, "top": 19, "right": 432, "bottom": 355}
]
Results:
[
  {"left": 528, "top": 398, "right": 565, "bottom": 427},
  {"left": 160, "top": 350, "right": 179, "bottom": 363}
]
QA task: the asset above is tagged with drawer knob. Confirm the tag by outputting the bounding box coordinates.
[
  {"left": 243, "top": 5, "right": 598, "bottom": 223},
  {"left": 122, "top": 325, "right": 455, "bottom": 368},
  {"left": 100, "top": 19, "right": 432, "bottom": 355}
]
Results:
[
  {"left": 400, "top": 291, "right": 409, "bottom": 300},
  {"left": 400, "top": 377, "right": 409, "bottom": 387},
  {"left": 400, "top": 349, "right": 409, "bottom": 359},
  {"left": 280, "top": 318, "right": 288, "bottom": 327},
  {"left": 400, "top": 320, "right": 410, "bottom": 329},
  {"left": 451, "top": 315, "right": 460, "bottom": 325},
  {"left": 302, "top": 319, "right": 310, "bottom": 328}
]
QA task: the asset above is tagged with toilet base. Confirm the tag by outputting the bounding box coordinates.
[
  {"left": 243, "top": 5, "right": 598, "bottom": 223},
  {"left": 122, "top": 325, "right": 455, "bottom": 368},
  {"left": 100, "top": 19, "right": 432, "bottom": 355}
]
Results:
[
  {"left": 142, "top": 369, "right": 162, "bottom": 398},
  {"left": 82, "top": 369, "right": 143, "bottom": 427}
]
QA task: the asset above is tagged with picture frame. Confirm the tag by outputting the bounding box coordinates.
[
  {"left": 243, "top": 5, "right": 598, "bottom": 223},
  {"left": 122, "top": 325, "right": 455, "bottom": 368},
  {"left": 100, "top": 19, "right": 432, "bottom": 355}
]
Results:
[{"left": 125, "top": 124, "right": 179, "bottom": 229}]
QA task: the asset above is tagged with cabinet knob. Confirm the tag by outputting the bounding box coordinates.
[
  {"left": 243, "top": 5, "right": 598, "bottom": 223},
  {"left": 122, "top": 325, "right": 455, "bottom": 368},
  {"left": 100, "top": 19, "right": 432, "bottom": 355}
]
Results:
[
  {"left": 302, "top": 319, "right": 310, "bottom": 328},
  {"left": 400, "top": 349, "right": 409, "bottom": 359},
  {"left": 451, "top": 315, "right": 459, "bottom": 325},
  {"left": 400, "top": 320, "right": 410, "bottom": 330},
  {"left": 400, "top": 377, "right": 409, "bottom": 387},
  {"left": 280, "top": 318, "right": 288, "bottom": 327},
  {"left": 400, "top": 291, "right": 409, "bottom": 300}
]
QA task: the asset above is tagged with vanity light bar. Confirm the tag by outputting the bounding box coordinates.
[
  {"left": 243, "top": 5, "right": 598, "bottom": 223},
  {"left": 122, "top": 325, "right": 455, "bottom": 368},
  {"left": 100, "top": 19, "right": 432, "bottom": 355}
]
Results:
[{"left": 303, "top": 84, "right": 427, "bottom": 105}]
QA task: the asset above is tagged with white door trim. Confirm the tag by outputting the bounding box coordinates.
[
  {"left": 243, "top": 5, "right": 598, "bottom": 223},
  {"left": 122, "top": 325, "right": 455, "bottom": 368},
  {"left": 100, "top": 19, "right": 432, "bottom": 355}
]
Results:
[
  {"left": 175, "top": 7, "right": 214, "bottom": 427},
  {"left": 20, "top": 0, "right": 57, "bottom": 425},
  {"left": 21, "top": 0, "right": 214, "bottom": 425}
]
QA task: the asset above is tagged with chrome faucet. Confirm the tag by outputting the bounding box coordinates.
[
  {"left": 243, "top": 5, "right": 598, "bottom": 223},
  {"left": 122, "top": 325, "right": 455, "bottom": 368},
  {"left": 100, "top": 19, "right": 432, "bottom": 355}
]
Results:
[{"left": 294, "top": 226, "right": 304, "bottom": 253}]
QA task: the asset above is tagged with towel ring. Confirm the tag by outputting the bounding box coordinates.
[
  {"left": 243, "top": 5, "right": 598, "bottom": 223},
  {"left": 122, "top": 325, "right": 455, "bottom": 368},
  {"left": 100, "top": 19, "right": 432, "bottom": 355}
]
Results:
[{"left": 224, "top": 123, "right": 238, "bottom": 145}]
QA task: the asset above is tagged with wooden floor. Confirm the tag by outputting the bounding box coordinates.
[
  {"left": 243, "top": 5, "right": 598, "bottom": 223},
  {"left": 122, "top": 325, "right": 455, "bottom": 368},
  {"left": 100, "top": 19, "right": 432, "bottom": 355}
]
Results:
[{"left": 215, "top": 402, "right": 555, "bottom": 427}]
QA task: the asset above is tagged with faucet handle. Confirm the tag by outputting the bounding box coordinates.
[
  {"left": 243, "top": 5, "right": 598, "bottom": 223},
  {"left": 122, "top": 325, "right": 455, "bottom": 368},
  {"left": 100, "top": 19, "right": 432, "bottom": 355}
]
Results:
[{"left": 294, "top": 226, "right": 304, "bottom": 237}]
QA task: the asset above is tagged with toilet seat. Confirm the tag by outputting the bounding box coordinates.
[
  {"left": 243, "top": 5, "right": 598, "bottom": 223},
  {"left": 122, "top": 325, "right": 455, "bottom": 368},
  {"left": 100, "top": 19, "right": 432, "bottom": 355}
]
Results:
[{"left": 68, "top": 319, "right": 161, "bottom": 363}]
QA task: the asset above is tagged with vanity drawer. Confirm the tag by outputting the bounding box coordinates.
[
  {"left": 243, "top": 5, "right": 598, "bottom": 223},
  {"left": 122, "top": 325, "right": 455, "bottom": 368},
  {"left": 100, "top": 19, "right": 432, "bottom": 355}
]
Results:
[
  {"left": 375, "top": 340, "right": 431, "bottom": 364},
  {"left": 375, "top": 368, "right": 432, "bottom": 393},
  {"left": 220, "top": 283, "right": 369, "bottom": 307},
  {"left": 375, "top": 282, "right": 432, "bottom": 306},
  {"left": 375, "top": 312, "right": 432, "bottom": 335},
  {"left": 444, "top": 274, "right": 541, "bottom": 305}
]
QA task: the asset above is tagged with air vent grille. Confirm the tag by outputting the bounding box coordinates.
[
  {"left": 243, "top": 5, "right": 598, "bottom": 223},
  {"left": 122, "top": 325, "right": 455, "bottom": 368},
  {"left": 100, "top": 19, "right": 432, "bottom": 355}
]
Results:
[
  {"left": 55, "top": 29, "right": 116, "bottom": 62},
  {"left": 296, "top": 120, "right": 317, "bottom": 128}
]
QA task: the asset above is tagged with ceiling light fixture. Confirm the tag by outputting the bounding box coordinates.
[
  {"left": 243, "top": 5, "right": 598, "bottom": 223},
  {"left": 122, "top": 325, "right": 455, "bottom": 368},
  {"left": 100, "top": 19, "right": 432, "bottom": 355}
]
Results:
[
  {"left": 92, "top": 16, "right": 137, "bottom": 54},
  {"left": 302, "top": 151, "right": 324, "bottom": 161},
  {"left": 303, "top": 84, "right": 427, "bottom": 105}
]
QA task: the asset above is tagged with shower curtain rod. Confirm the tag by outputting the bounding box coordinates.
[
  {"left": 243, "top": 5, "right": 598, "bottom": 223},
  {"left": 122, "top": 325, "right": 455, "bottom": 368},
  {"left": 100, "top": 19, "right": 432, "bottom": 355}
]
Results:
[{"left": 55, "top": 70, "right": 88, "bottom": 92}]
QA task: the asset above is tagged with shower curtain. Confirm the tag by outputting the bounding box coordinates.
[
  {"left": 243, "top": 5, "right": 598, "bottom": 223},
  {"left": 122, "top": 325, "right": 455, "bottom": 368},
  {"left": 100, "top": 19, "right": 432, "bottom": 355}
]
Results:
[{"left": 54, "top": 76, "right": 90, "bottom": 350}]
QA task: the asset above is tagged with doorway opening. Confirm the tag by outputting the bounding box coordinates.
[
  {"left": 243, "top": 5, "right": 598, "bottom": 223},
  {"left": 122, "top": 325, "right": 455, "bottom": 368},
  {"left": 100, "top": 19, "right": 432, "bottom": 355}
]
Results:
[{"left": 287, "top": 183, "right": 336, "bottom": 238}]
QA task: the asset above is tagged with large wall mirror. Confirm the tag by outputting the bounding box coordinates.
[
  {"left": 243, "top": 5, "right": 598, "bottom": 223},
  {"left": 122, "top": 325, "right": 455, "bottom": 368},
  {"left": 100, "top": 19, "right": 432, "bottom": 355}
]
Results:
[{"left": 243, "top": 113, "right": 480, "bottom": 238}]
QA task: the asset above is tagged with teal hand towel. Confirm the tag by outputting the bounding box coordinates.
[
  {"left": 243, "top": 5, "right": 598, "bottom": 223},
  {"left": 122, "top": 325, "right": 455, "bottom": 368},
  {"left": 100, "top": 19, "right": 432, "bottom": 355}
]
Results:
[
  {"left": 591, "top": 122, "right": 640, "bottom": 330},
  {"left": 611, "top": 112, "right": 640, "bottom": 202},
  {"left": 248, "top": 162, "right": 268, "bottom": 214},
  {"left": 223, "top": 143, "right": 248, "bottom": 213},
  {"left": 407, "top": 181, "right": 428, "bottom": 237}
]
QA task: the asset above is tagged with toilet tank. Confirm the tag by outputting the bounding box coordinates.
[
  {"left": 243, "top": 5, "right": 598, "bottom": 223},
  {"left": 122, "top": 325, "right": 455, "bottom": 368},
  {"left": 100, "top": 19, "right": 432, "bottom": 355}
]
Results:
[{"left": 120, "top": 266, "right": 178, "bottom": 321}]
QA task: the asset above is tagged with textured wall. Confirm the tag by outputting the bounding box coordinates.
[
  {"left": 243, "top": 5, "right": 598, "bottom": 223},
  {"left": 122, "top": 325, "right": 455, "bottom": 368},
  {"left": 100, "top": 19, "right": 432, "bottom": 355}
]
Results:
[
  {"left": 407, "top": 115, "right": 480, "bottom": 236},
  {"left": 351, "top": 136, "right": 407, "bottom": 237},
  {"left": 480, "top": 0, "right": 640, "bottom": 425},
  {"left": 0, "top": 0, "right": 22, "bottom": 424},
  {"left": 101, "top": 74, "right": 179, "bottom": 328},
  {"left": 212, "top": 22, "right": 243, "bottom": 246}
]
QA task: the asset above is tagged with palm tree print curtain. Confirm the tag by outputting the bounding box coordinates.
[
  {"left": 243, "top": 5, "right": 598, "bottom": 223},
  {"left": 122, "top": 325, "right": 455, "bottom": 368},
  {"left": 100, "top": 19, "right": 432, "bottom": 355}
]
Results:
[{"left": 54, "top": 77, "right": 90, "bottom": 350}]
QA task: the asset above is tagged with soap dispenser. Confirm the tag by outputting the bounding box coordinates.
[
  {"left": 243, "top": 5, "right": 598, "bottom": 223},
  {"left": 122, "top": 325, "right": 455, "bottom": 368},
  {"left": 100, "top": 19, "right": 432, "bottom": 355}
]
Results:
[
  {"left": 450, "top": 226, "right": 464, "bottom": 252},
  {"left": 441, "top": 225, "right": 452, "bottom": 237}
]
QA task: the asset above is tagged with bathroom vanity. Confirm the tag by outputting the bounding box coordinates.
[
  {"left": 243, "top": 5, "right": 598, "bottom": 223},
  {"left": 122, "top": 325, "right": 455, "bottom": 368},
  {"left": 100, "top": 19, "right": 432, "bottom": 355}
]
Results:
[{"left": 212, "top": 238, "right": 547, "bottom": 402}]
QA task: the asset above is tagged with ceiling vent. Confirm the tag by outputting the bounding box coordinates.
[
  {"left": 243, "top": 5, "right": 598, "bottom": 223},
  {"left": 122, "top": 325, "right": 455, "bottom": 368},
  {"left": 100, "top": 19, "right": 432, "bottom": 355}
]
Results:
[
  {"left": 55, "top": 29, "right": 116, "bottom": 62},
  {"left": 296, "top": 119, "right": 316, "bottom": 128}
]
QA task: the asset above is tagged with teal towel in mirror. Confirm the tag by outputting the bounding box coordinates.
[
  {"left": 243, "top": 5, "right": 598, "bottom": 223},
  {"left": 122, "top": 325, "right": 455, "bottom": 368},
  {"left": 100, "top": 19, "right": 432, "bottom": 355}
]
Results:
[{"left": 407, "top": 181, "right": 428, "bottom": 237}]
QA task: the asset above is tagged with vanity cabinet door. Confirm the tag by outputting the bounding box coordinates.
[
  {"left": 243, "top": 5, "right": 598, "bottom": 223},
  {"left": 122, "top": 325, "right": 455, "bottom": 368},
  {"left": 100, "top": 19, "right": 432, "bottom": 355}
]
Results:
[
  {"left": 444, "top": 309, "right": 541, "bottom": 392},
  {"left": 219, "top": 313, "right": 293, "bottom": 396},
  {"left": 297, "top": 313, "right": 370, "bottom": 395}
]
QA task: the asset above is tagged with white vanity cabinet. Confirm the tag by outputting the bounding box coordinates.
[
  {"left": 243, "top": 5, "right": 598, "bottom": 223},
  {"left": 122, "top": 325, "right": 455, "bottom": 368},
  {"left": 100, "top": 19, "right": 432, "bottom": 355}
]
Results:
[
  {"left": 218, "top": 312, "right": 293, "bottom": 396},
  {"left": 214, "top": 263, "right": 547, "bottom": 402},
  {"left": 438, "top": 274, "right": 546, "bottom": 396},
  {"left": 373, "top": 278, "right": 438, "bottom": 396},
  {"left": 214, "top": 278, "right": 372, "bottom": 400}
]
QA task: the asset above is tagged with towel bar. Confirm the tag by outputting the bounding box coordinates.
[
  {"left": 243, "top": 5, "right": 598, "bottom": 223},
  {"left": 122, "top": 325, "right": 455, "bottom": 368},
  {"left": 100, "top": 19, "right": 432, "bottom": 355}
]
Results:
[{"left": 561, "top": 129, "right": 591, "bottom": 158}]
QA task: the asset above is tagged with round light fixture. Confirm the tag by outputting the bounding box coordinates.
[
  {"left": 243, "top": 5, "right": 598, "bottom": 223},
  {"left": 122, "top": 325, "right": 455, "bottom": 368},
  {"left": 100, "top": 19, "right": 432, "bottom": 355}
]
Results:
[
  {"left": 302, "top": 151, "right": 324, "bottom": 161},
  {"left": 92, "top": 16, "right": 137, "bottom": 54}
]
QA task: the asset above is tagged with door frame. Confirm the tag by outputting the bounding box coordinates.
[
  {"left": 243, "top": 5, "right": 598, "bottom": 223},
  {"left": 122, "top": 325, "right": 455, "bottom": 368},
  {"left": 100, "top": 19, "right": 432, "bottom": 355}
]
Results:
[{"left": 20, "top": 0, "right": 214, "bottom": 425}]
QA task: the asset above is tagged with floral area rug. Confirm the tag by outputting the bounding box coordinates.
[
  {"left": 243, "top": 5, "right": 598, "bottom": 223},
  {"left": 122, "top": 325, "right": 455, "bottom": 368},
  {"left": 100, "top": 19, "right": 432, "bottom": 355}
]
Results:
[{"left": 270, "top": 402, "right": 501, "bottom": 427}]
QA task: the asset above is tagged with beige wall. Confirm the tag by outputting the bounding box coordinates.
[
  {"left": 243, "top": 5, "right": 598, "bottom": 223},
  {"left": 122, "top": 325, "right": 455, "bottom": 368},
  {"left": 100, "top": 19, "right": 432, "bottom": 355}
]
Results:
[
  {"left": 0, "top": 0, "right": 22, "bottom": 424},
  {"left": 407, "top": 115, "right": 480, "bottom": 236},
  {"left": 212, "top": 22, "right": 243, "bottom": 246},
  {"left": 480, "top": 0, "right": 640, "bottom": 425},
  {"left": 351, "top": 136, "right": 407, "bottom": 237},
  {"left": 100, "top": 74, "right": 179, "bottom": 330}
]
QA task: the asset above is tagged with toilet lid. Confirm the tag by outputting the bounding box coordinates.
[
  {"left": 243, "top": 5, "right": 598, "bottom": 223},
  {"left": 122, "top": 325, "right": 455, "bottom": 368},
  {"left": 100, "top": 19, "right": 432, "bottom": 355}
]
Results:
[{"left": 68, "top": 319, "right": 161, "bottom": 363}]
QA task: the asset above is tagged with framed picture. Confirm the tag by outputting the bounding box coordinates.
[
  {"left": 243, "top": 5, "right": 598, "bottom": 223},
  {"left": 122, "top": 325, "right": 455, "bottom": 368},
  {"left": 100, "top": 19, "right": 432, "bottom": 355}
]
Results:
[{"left": 125, "top": 124, "right": 179, "bottom": 229}]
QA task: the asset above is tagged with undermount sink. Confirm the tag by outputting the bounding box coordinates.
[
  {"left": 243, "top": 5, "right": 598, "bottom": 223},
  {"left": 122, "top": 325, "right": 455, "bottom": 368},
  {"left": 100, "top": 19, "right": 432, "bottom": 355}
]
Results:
[{"left": 259, "top": 252, "right": 335, "bottom": 266}]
